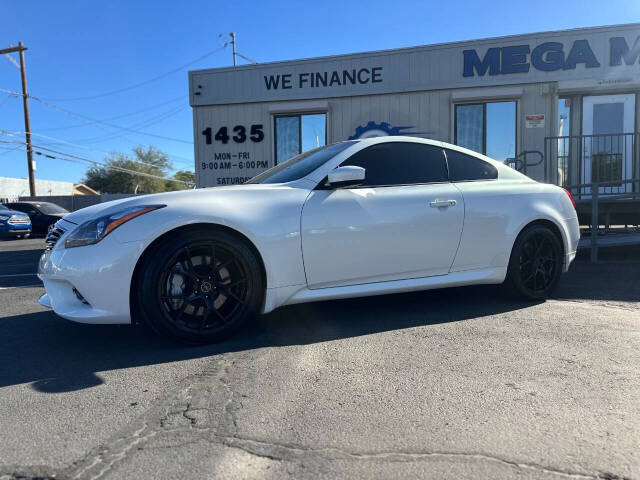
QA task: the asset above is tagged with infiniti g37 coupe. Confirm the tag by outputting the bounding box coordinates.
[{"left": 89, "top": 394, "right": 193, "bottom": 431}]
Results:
[{"left": 38, "top": 137, "right": 580, "bottom": 344}]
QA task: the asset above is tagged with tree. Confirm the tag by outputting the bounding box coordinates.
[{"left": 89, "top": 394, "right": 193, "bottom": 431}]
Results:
[
  {"left": 84, "top": 146, "right": 186, "bottom": 194},
  {"left": 166, "top": 170, "right": 196, "bottom": 191}
]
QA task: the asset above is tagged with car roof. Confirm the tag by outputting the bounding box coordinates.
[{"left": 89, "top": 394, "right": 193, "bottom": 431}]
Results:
[{"left": 352, "top": 136, "right": 507, "bottom": 168}]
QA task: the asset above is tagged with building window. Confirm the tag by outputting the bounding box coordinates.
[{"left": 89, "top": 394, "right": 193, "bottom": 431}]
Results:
[
  {"left": 556, "top": 98, "right": 572, "bottom": 186},
  {"left": 274, "top": 113, "right": 326, "bottom": 164},
  {"left": 454, "top": 101, "right": 517, "bottom": 162},
  {"left": 557, "top": 98, "right": 571, "bottom": 137}
]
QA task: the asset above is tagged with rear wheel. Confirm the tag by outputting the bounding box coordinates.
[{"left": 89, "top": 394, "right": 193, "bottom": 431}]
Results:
[
  {"left": 504, "top": 225, "right": 563, "bottom": 300},
  {"left": 137, "top": 229, "right": 264, "bottom": 344}
]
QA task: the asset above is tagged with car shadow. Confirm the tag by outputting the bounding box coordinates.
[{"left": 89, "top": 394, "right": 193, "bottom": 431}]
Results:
[
  {"left": 2, "top": 260, "right": 637, "bottom": 394},
  {"left": 0, "top": 284, "right": 536, "bottom": 393},
  {"left": 552, "top": 260, "right": 640, "bottom": 303}
]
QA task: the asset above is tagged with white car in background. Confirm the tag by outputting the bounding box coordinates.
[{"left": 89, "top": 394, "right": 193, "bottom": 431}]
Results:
[{"left": 38, "top": 137, "right": 580, "bottom": 344}]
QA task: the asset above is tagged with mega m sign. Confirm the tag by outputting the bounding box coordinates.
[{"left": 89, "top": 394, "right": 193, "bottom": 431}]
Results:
[{"left": 463, "top": 36, "right": 640, "bottom": 76}]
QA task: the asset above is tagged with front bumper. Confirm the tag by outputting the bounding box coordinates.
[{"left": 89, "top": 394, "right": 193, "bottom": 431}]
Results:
[
  {"left": 0, "top": 223, "right": 31, "bottom": 236},
  {"left": 37, "top": 233, "right": 144, "bottom": 324}
]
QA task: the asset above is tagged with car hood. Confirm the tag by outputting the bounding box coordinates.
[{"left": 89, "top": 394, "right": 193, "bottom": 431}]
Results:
[
  {"left": 1, "top": 209, "right": 30, "bottom": 220},
  {"left": 60, "top": 183, "right": 307, "bottom": 226}
]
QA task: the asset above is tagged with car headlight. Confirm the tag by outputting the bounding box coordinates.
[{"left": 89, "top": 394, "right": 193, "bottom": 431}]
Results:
[
  {"left": 0, "top": 215, "right": 9, "bottom": 221},
  {"left": 64, "top": 205, "right": 165, "bottom": 248}
]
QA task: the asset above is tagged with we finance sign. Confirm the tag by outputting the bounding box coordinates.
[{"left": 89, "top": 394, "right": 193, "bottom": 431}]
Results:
[{"left": 463, "top": 36, "right": 640, "bottom": 76}]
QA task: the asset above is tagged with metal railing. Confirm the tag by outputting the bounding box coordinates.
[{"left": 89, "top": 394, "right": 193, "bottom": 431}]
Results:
[
  {"left": 563, "top": 178, "right": 640, "bottom": 262},
  {"left": 504, "top": 150, "right": 543, "bottom": 176},
  {"left": 544, "top": 133, "right": 638, "bottom": 199}
]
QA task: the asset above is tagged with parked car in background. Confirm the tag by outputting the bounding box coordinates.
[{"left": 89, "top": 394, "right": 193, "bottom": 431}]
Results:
[
  {"left": 4, "top": 201, "right": 69, "bottom": 236},
  {"left": 0, "top": 204, "right": 31, "bottom": 239}
]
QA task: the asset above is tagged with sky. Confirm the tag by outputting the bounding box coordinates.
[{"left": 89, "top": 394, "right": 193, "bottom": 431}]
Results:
[{"left": 1, "top": 0, "right": 639, "bottom": 186}]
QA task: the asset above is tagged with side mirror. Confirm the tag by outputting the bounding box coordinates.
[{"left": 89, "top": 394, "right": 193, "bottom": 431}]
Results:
[{"left": 326, "top": 166, "right": 366, "bottom": 188}]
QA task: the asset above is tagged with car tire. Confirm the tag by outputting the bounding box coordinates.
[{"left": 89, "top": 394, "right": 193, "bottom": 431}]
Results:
[
  {"left": 504, "top": 224, "right": 563, "bottom": 300},
  {"left": 137, "top": 228, "right": 264, "bottom": 345}
]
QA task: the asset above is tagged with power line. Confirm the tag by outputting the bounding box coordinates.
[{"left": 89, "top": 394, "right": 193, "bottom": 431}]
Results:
[
  {"left": 0, "top": 128, "right": 194, "bottom": 168},
  {"left": 4, "top": 53, "right": 20, "bottom": 69},
  {"left": 0, "top": 88, "right": 193, "bottom": 144},
  {"left": 42, "top": 44, "right": 228, "bottom": 101},
  {"left": 1, "top": 139, "right": 191, "bottom": 185},
  {"left": 236, "top": 52, "right": 258, "bottom": 64},
  {"left": 0, "top": 130, "right": 193, "bottom": 170},
  {"left": 80, "top": 104, "right": 188, "bottom": 144},
  {"left": 37, "top": 95, "right": 186, "bottom": 131}
]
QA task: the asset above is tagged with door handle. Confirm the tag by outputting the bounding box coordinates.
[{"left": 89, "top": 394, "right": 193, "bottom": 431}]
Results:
[{"left": 429, "top": 199, "right": 457, "bottom": 208}]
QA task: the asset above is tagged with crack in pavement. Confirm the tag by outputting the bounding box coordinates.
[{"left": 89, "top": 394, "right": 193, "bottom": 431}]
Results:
[
  {"left": 2, "top": 350, "right": 633, "bottom": 480},
  {"left": 210, "top": 434, "right": 629, "bottom": 480}
]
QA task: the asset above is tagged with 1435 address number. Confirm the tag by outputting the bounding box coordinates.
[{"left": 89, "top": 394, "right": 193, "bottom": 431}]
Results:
[{"left": 202, "top": 124, "right": 264, "bottom": 144}]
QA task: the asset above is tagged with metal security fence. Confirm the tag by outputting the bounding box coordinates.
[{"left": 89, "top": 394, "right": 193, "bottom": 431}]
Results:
[
  {"left": 563, "top": 178, "right": 640, "bottom": 262},
  {"left": 544, "top": 133, "right": 639, "bottom": 199},
  {"left": 18, "top": 194, "right": 135, "bottom": 212},
  {"left": 505, "top": 138, "right": 640, "bottom": 262}
]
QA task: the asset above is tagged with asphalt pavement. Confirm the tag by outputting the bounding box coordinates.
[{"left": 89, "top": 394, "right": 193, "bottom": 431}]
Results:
[{"left": 0, "top": 237, "right": 639, "bottom": 480}]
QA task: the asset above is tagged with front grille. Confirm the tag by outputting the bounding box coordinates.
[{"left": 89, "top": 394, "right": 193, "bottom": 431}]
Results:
[
  {"left": 45, "top": 225, "right": 65, "bottom": 251},
  {"left": 8, "top": 216, "right": 30, "bottom": 225}
]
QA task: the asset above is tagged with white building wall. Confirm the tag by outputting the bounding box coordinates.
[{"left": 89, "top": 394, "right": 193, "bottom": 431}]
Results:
[
  {"left": 0, "top": 177, "right": 74, "bottom": 200},
  {"left": 194, "top": 85, "right": 557, "bottom": 186},
  {"left": 190, "top": 23, "right": 640, "bottom": 188}
]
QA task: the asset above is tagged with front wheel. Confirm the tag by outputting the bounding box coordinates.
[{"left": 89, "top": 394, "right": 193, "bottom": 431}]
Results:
[
  {"left": 504, "top": 225, "right": 563, "bottom": 300},
  {"left": 137, "top": 229, "right": 264, "bottom": 345}
]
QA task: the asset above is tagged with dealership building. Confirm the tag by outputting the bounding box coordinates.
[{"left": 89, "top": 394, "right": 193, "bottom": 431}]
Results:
[{"left": 189, "top": 23, "right": 640, "bottom": 196}]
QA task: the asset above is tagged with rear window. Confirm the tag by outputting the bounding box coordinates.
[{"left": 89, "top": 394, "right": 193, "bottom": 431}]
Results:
[{"left": 445, "top": 149, "right": 498, "bottom": 182}]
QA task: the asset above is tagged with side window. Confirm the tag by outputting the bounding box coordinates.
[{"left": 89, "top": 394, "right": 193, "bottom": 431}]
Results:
[
  {"left": 341, "top": 142, "right": 447, "bottom": 187},
  {"left": 445, "top": 149, "right": 498, "bottom": 182}
]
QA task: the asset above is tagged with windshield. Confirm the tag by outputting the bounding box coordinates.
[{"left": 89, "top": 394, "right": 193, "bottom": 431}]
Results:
[
  {"left": 0, "top": 205, "right": 8, "bottom": 211},
  {"left": 35, "top": 203, "right": 69, "bottom": 214},
  {"left": 246, "top": 141, "right": 356, "bottom": 184}
]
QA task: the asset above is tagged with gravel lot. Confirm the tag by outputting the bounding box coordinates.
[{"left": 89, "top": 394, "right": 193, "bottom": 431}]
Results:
[{"left": 0, "top": 238, "right": 639, "bottom": 480}]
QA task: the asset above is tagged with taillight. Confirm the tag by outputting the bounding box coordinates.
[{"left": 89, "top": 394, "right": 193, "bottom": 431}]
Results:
[{"left": 562, "top": 188, "right": 576, "bottom": 209}]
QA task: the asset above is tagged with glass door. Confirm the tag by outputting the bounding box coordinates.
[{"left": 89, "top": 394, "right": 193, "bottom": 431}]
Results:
[{"left": 581, "top": 94, "right": 635, "bottom": 195}]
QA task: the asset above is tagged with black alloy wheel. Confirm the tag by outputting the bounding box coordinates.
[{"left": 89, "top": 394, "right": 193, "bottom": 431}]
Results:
[
  {"left": 159, "top": 242, "right": 250, "bottom": 333},
  {"left": 138, "top": 229, "right": 263, "bottom": 344},
  {"left": 505, "top": 225, "right": 563, "bottom": 300}
]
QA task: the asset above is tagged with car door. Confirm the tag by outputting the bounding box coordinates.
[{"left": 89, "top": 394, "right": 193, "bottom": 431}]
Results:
[
  {"left": 301, "top": 141, "right": 464, "bottom": 289},
  {"left": 443, "top": 148, "right": 509, "bottom": 272}
]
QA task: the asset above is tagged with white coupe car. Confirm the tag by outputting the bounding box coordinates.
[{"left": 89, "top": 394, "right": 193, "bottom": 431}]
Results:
[{"left": 39, "top": 137, "right": 580, "bottom": 344}]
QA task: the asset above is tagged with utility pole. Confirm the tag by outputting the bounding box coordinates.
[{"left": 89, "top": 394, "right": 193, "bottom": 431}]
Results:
[
  {"left": 230, "top": 32, "right": 237, "bottom": 67},
  {"left": 0, "top": 42, "right": 35, "bottom": 195}
]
